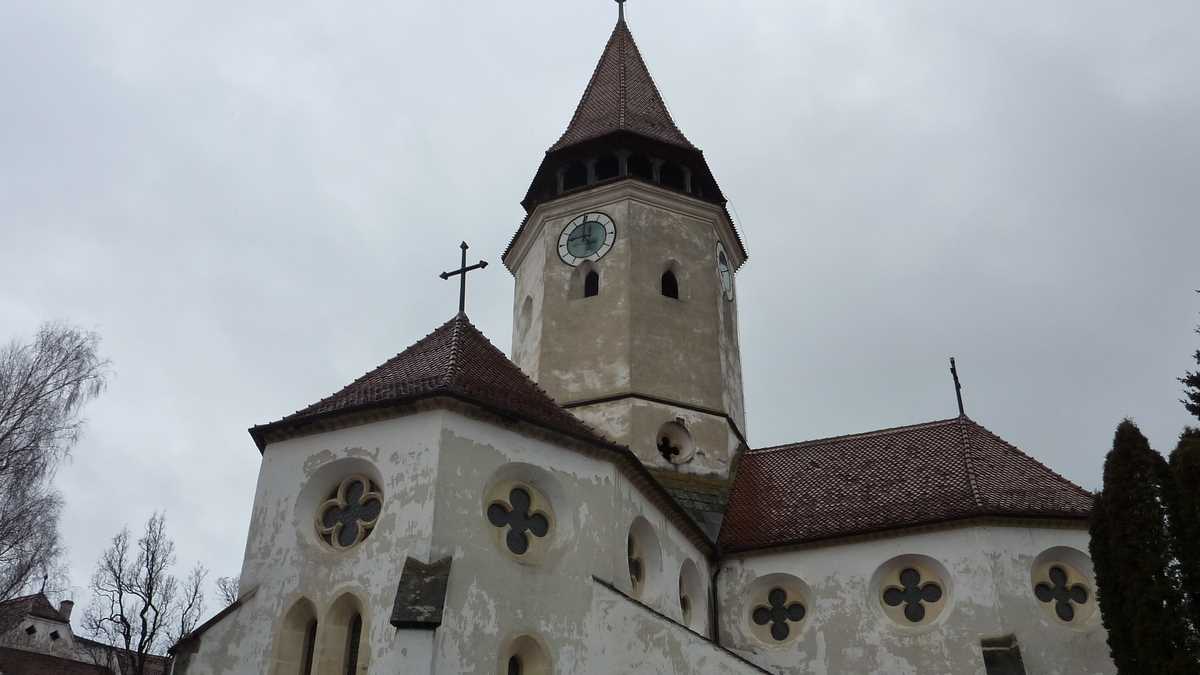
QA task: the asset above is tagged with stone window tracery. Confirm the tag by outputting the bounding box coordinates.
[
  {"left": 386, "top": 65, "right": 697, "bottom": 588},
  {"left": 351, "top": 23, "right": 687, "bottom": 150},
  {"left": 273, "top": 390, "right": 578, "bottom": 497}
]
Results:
[
  {"left": 316, "top": 475, "right": 383, "bottom": 550},
  {"left": 753, "top": 587, "right": 807, "bottom": 642},
  {"left": 1034, "top": 565, "right": 1088, "bottom": 622},
  {"left": 487, "top": 486, "right": 551, "bottom": 556},
  {"left": 883, "top": 568, "right": 943, "bottom": 623}
]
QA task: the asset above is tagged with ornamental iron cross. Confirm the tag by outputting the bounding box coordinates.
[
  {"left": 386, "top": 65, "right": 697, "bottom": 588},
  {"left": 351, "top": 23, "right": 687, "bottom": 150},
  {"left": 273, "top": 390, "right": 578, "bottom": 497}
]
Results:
[{"left": 439, "top": 241, "right": 488, "bottom": 314}]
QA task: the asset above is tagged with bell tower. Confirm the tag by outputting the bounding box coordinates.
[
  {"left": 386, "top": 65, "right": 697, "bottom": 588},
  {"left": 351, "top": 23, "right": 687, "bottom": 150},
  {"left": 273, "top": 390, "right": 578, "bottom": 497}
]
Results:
[{"left": 502, "top": 8, "right": 748, "bottom": 481}]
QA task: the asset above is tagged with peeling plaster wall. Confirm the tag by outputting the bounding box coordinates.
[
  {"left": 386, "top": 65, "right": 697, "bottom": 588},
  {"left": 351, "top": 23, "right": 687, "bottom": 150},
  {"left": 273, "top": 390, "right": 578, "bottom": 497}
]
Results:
[
  {"left": 586, "top": 581, "right": 759, "bottom": 674},
  {"left": 719, "top": 525, "right": 1115, "bottom": 675},
  {"left": 507, "top": 180, "right": 747, "bottom": 478},
  {"left": 427, "top": 410, "right": 748, "bottom": 674},
  {"left": 177, "top": 412, "right": 444, "bottom": 675},
  {"left": 570, "top": 398, "right": 740, "bottom": 477}
]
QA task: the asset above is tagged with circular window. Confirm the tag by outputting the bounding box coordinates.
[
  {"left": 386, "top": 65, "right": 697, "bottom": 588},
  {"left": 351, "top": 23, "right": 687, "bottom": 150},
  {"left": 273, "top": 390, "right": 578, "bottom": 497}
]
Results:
[
  {"left": 872, "top": 555, "right": 951, "bottom": 630},
  {"left": 678, "top": 559, "right": 706, "bottom": 632},
  {"left": 485, "top": 481, "right": 554, "bottom": 563},
  {"left": 1031, "top": 547, "right": 1097, "bottom": 627},
  {"left": 627, "top": 517, "right": 662, "bottom": 600},
  {"left": 315, "top": 475, "right": 383, "bottom": 550},
  {"left": 656, "top": 420, "right": 694, "bottom": 465},
  {"left": 745, "top": 573, "right": 810, "bottom": 647}
]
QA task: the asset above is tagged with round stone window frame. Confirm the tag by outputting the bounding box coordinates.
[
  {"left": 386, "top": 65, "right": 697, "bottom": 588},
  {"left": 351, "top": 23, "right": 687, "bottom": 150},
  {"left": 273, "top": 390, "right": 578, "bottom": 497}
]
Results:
[
  {"left": 314, "top": 474, "right": 384, "bottom": 550},
  {"left": 869, "top": 554, "right": 954, "bottom": 633},
  {"left": 483, "top": 477, "right": 557, "bottom": 566},
  {"left": 656, "top": 419, "right": 695, "bottom": 465},
  {"left": 744, "top": 573, "right": 812, "bottom": 648},
  {"left": 296, "top": 457, "right": 385, "bottom": 555},
  {"left": 1030, "top": 546, "right": 1099, "bottom": 630}
]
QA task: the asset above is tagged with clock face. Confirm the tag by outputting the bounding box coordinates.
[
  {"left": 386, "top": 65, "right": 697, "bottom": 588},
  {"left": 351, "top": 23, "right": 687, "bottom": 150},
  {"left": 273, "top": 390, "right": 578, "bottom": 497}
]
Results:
[
  {"left": 558, "top": 212, "right": 616, "bottom": 266},
  {"left": 716, "top": 243, "right": 734, "bottom": 301}
]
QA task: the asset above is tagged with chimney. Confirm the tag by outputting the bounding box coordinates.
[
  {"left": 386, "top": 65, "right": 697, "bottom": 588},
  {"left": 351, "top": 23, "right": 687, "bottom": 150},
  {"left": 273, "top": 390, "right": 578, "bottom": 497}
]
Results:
[{"left": 58, "top": 600, "right": 74, "bottom": 621}]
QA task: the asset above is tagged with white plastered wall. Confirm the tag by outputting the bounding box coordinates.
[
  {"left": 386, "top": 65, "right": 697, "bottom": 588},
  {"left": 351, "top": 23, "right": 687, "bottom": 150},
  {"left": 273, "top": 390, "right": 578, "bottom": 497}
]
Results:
[{"left": 719, "top": 524, "right": 1115, "bottom": 675}]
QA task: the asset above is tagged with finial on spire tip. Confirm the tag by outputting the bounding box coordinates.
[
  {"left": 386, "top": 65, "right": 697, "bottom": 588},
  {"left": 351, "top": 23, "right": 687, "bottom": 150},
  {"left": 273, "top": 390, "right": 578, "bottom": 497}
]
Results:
[{"left": 615, "top": 0, "right": 626, "bottom": 22}]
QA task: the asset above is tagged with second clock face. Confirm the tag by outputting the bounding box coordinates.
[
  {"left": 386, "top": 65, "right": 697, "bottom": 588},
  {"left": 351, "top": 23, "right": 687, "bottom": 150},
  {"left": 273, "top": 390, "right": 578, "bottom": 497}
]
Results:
[{"left": 558, "top": 212, "right": 616, "bottom": 266}]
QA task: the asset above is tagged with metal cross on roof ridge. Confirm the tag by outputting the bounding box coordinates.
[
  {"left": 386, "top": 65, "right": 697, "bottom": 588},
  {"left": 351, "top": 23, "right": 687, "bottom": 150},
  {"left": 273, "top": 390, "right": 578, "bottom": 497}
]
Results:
[{"left": 439, "top": 241, "right": 488, "bottom": 315}]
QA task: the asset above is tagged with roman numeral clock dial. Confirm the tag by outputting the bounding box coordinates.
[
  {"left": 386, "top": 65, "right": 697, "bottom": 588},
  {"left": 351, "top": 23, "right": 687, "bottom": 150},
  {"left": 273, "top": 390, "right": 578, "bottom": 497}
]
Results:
[{"left": 558, "top": 212, "right": 616, "bottom": 266}]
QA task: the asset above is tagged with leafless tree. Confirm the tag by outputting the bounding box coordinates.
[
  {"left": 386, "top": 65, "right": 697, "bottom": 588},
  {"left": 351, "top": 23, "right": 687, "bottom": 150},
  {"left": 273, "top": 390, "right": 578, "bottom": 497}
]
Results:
[
  {"left": 0, "top": 322, "right": 108, "bottom": 601},
  {"left": 215, "top": 575, "right": 240, "bottom": 607},
  {"left": 83, "top": 513, "right": 209, "bottom": 675}
]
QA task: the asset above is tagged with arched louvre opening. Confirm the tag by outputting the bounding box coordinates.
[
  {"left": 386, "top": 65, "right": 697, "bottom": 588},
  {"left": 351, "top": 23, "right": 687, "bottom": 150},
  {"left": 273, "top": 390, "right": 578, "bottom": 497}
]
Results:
[
  {"left": 562, "top": 161, "right": 588, "bottom": 191},
  {"left": 628, "top": 154, "right": 653, "bottom": 181},
  {"left": 584, "top": 270, "right": 599, "bottom": 298},
  {"left": 659, "top": 163, "right": 686, "bottom": 191},
  {"left": 661, "top": 270, "right": 679, "bottom": 299},
  {"left": 595, "top": 154, "right": 620, "bottom": 181}
]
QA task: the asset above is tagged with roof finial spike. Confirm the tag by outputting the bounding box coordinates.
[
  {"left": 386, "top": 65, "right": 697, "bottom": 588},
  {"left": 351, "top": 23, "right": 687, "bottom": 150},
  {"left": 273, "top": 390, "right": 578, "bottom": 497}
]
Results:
[
  {"left": 615, "top": 0, "right": 626, "bottom": 23},
  {"left": 949, "top": 357, "right": 966, "bottom": 417}
]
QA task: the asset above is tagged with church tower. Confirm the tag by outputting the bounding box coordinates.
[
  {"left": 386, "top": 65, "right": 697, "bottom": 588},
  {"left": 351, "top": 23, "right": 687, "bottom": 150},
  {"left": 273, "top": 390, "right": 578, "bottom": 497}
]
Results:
[{"left": 503, "top": 7, "right": 748, "bottom": 481}]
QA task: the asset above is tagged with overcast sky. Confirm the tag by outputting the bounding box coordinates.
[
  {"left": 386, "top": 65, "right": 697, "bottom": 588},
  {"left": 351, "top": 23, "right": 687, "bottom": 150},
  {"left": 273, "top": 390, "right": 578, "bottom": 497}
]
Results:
[{"left": 3, "top": 0, "right": 1198, "bottom": 628}]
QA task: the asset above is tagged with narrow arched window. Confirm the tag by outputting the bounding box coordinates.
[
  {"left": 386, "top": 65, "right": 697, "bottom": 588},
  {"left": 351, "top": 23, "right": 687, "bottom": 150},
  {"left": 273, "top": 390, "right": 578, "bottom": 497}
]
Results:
[
  {"left": 301, "top": 619, "right": 317, "bottom": 675},
  {"left": 508, "top": 655, "right": 522, "bottom": 675},
  {"left": 344, "top": 614, "right": 362, "bottom": 675},
  {"left": 584, "top": 270, "right": 599, "bottom": 298},
  {"left": 661, "top": 270, "right": 679, "bottom": 299}
]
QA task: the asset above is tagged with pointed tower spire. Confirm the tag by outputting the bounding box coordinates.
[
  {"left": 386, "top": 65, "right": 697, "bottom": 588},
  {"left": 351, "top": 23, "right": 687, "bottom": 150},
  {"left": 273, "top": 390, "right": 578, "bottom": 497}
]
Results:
[{"left": 550, "top": 8, "right": 693, "bottom": 152}]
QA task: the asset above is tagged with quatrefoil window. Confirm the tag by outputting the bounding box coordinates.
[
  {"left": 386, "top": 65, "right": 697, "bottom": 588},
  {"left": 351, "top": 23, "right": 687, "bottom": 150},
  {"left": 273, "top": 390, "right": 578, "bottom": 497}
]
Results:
[
  {"left": 1035, "top": 565, "right": 1089, "bottom": 622},
  {"left": 316, "top": 476, "right": 382, "bottom": 549},
  {"left": 883, "top": 568, "right": 943, "bottom": 623},
  {"left": 487, "top": 487, "right": 550, "bottom": 555},
  {"left": 752, "top": 588, "right": 807, "bottom": 641}
]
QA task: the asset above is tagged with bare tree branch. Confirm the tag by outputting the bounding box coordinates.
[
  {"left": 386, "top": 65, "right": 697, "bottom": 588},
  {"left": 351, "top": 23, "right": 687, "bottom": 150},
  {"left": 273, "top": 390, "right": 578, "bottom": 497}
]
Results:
[
  {"left": 84, "top": 514, "right": 205, "bottom": 675},
  {"left": 0, "top": 322, "right": 108, "bottom": 601},
  {"left": 215, "top": 575, "right": 240, "bottom": 607}
]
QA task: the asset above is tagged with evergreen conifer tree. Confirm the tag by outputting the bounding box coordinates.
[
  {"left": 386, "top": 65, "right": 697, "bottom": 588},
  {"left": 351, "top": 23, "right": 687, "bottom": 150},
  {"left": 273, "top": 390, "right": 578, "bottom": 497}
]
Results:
[
  {"left": 1183, "top": 295, "right": 1200, "bottom": 421},
  {"left": 1168, "top": 427, "right": 1200, "bottom": 627},
  {"left": 1090, "top": 420, "right": 1196, "bottom": 674}
]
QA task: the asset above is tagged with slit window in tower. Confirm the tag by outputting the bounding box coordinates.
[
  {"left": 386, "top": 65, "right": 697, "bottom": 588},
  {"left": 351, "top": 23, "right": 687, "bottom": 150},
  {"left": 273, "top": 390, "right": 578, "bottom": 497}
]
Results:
[{"left": 661, "top": 270, "right": 679, "bottom": 299}]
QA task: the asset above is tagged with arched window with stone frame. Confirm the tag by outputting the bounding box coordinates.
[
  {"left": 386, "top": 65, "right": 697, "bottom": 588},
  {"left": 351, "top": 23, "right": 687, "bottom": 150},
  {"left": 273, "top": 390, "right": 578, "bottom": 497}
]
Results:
[
  {"left": 574, "top": 261, "right": 600, "bottom": 299},
  {"left": 316, "top": 593, "right": 369, "bottom": 675},
  {"left": 270, "top": 598, "right": 318, "bottom": 675}
]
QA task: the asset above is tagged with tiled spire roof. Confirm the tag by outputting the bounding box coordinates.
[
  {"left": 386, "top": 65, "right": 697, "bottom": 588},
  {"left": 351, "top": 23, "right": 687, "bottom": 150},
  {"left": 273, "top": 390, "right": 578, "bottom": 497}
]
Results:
[
  {"left": 549, "top": 15, "right": 693, "bottom": 152},
  {"left": 719, "top": 417, "right": 1094, "bottom": 553},
  {"left": 250, "top": 313, "right": 609, "bottom": 451}
]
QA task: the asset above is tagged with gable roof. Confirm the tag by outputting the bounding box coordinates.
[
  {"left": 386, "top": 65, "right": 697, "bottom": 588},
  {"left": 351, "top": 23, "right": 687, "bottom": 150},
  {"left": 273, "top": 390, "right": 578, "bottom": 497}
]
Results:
[
  {"left": 719, "top": 416, "right": 1094, "bottom": 554},
  {"left": 549, "top": 16, "right": 693, "bottom": 153},
  {"left": 250, "top": 313, "right": 610, "bottom": 452},
  {"left": 249, "top": 313, "right": 717, "bottom": 556},
  {"left": 0, "top": 593, "right": 68, "bottom": 635}
]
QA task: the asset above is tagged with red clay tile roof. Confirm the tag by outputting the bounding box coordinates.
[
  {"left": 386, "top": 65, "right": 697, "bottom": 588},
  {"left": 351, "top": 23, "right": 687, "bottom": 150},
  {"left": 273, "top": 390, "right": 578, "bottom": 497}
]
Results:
[
  {"left": 250, "top": 313, "right": 613, "bottom": 452},
  {"left": 719, "top": 417, "right": 1094, "bottom": 554},
  {"left": 0, "top": 647, "right": 113, "bottom": 675},
  {"left": 550, "top": 16, "right": 693, "bottom": 152}
]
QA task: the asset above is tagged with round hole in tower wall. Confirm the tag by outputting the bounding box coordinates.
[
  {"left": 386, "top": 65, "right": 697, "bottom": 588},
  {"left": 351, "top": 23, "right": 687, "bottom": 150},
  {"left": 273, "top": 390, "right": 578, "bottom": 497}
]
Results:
[
  {"left": 627, "top": 516, "right": 663, "bottom": 600},
  {"left": 656, "top": 420, "right": 694, "bottom": 464},
  {"left": 1031, "top": 547, "right": 1099, "bottom": 629}
]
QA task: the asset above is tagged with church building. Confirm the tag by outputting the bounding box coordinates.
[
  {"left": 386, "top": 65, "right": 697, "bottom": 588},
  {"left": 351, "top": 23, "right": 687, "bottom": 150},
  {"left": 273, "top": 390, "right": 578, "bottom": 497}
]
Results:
[{"left": 172, "top": 6, "right": 1115, "bottom": 674}]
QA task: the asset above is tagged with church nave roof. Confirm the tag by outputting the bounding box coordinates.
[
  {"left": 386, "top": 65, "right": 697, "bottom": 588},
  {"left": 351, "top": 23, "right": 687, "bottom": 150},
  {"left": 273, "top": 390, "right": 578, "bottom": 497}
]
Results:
[{"left": 719, "top": 417, "right": 1094, "bottom": 554}]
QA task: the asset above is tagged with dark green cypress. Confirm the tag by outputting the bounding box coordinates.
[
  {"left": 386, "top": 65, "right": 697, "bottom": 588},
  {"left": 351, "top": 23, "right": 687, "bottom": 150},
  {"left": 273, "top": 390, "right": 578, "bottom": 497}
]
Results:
[
  {"left": 1168, "top": 427, "right": 1200, "bottom": 628},
  {"left": 1183, "top": 296, "right": 1200, "bottom": 421},
  {"left": 1089, "top": 420, "right": 1196, "bottom": 674}
]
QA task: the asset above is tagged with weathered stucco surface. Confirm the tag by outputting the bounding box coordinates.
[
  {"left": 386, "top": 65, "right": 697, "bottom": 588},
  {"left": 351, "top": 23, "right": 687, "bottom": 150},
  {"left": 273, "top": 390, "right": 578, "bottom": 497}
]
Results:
[
  {"left": 720, "top": 524, "right": 1115, "bottom": 675},
  {"left": 507, "top": 180, "right": 747, "bottom": 479}
]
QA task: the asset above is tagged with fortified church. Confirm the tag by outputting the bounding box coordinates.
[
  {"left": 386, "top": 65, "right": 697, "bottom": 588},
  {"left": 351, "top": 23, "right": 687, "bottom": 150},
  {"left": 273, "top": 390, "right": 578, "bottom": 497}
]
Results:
[{"left": 173, "top": 5, "right": 1115, "bottom": 674}]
